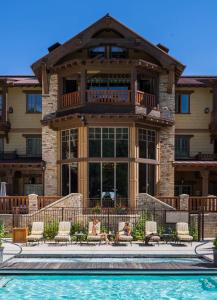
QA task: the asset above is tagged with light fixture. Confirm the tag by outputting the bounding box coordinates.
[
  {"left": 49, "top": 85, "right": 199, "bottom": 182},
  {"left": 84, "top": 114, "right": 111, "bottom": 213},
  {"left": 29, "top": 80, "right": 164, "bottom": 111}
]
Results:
[{"left": 204, "top": 107, "right": 210, "bottom": 114}]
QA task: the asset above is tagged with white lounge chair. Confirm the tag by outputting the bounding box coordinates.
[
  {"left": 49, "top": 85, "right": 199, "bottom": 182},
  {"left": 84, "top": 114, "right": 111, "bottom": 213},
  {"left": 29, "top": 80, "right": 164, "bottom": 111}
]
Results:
[
  {"left": 54, "top": 222, "right": 71, "bottom": 244},
  {"left": 176, "top": 222, "right": 193, "bottom": 244},
  {"left": 27, "top": 222, "right": 44, "bottom": 244},
  {"left": 87, "top": 221, "right": 103, "bottom": 244},
  {"left": 144, "top": 221, "right": 160, "bottom": 245},
  {"left": 116, "top": 222, "right": 133, "bottom": 245}
]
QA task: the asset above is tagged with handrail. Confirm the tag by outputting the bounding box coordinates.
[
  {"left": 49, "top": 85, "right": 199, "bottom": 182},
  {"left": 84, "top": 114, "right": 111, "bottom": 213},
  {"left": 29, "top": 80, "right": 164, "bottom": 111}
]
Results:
[{"left": 86, "top": 89, "right": 131, "bottom": 104}]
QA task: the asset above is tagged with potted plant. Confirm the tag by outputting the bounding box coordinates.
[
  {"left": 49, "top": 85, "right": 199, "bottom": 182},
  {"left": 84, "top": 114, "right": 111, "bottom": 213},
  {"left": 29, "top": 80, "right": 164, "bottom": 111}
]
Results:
[
  {"left": 213, "top": 237, "right": 217, "bottom": 265},
  {"left": 0, "top": 224, "right": 5, "bottom": 263}
]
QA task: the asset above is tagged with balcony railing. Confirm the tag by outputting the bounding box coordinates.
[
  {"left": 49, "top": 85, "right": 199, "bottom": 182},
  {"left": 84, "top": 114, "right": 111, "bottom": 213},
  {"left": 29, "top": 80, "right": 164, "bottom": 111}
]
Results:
[
  {"left": 0, "top": 151, "right": 42, "bottom": 161},
  {"left": 60, "top": 90, "right": 156, "bottom": 109}
]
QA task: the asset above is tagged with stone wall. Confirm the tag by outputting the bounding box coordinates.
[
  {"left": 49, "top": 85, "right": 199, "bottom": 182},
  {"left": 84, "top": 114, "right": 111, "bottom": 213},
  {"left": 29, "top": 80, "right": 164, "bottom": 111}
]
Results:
[
  {"left": 158, "top": 72, "right": 175, "bottom": 196},
  {"left": 137, "top": 193, "right": 175, "bottom": 211},
  {"left": 42, "top": 73, "right": 59, "bottom": 195}
]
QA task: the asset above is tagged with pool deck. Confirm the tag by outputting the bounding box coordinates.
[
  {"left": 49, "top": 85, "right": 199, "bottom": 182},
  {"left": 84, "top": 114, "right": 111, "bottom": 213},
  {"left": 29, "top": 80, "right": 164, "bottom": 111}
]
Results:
[{"left": 0, "top": 240, "right": 216, "bottom": 274}]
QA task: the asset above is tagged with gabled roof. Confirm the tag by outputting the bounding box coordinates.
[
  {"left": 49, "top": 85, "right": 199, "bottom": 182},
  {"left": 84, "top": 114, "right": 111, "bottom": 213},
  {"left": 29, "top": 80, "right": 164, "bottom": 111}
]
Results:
[{"left": 31, "top": 14, "right": 185, "bottom": 80}]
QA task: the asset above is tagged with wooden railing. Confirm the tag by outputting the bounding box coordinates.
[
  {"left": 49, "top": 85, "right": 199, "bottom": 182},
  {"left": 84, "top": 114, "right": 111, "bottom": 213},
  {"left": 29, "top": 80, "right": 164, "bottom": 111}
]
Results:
[
  {"left": 157, "top": 196, "right": 180, "bottom": 209},
  {"left": 0, "top": 195, "right": 61, "bottom": 213},
  {"left": 0, "top": 196, "right": 28, "bottom": 213},
  {"left": 136, "top": 90, "right": 156, "bottom": 108},
  {"left": 86, "top": 90, "right": 131, "bottom": 104},
  {"left": 37, "top": 196, "right": 61, "bottom": 209},
  {"left": 61, "top": 91, "right": 80, "bottom": 108},
  {"left": 189, "top": 196, "right": 217, "bottom": 212}
]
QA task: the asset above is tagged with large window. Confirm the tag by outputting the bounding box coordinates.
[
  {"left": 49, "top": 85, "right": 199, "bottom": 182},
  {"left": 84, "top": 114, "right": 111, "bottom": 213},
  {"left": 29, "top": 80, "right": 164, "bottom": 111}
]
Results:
[
  {"left": 61, "top": 163, "right": 78, "bottom": 196},
  {"left": 89, "top": 128, "right": 128, "bottom": 158},
  {"left": 175, "top": 94, "right": 190, "bottom": 113},
  {"left": 110, "top": 46, "right": 127, "bottom": 58},
  {"left": 26, "top": 136, "right": 42, "bottom": 157},
  {"left": 138, "top": 128, "right": 156, "bottom": 159},
  {"left": 139, "top": 163, "right": 155, "bottom": 195},
  {"left": 26, "top": 94, "right": 42, "bottom": 113},
  {"left": 175, "top": 136, "right": 190, "bottom": 158},
  {"left": 61, "top": 129, "right": 78, "bottom": 159},
  {"left": 89, "top": 46, "right": 105, "bottom": 58},
  {"left": 89, "top": 162, "right": 128, "bottom": 207}
]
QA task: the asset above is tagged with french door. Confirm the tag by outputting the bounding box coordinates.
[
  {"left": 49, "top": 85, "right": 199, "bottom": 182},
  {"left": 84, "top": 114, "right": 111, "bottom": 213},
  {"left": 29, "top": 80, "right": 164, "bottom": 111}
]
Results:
[{"left": 89, "top": 162, "right": 128, "bottom": 207}]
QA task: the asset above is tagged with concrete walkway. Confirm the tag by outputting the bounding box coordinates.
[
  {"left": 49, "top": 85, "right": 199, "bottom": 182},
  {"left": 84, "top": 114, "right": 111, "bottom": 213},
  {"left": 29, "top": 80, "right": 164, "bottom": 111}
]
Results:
[{"left": 2, "top": 240, "right": 214, "bottom": 262}]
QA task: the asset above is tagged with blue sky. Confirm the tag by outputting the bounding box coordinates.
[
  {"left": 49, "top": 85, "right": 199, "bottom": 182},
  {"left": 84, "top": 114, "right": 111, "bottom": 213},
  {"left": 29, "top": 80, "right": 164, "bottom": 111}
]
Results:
[{"left": 0, "top": 0, "right": 217, "bottom": 75}]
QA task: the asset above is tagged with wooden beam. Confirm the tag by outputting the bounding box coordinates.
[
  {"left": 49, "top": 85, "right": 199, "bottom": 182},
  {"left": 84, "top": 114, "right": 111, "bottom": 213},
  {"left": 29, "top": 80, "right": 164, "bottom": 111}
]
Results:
[{"left": 41, "top": 63, "right": 49, "bottom": 94}]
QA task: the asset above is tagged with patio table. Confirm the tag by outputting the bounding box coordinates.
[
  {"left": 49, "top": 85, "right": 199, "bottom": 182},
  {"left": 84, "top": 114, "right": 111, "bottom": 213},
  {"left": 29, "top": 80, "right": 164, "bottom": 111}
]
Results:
[{"left": 73, "top": 233, "right": 86, "bottom": 245}]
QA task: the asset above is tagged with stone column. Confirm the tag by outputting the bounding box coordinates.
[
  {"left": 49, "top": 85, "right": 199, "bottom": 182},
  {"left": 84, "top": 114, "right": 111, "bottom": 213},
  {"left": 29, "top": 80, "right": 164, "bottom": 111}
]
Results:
[
  {"left": 200, "top": 170, "right": 209, "bottom": 196},
  {"left": 42, "top": 73, "right": 59, "bottom": 195},
  {"left": 179, "top": 194, "right": 189, "bottom": 211},
  {"left": 28, "top": 194, "right": 38, "bottom": 213},
  {"left": 158, "top": 72, "right": 175, "bottom": 196}
]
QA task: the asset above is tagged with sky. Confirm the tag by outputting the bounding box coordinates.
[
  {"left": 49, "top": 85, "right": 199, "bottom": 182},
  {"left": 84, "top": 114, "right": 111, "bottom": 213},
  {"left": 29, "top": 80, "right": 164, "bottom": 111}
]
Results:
[{"left": 0, "top": 0, "right": 217, "bottom": 76}]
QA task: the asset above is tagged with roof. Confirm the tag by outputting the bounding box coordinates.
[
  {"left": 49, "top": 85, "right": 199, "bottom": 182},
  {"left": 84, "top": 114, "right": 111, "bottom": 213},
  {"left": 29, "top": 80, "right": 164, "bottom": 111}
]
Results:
[
  {"left": 0, "top": 76, "right": 40, "bottom": 87},
  {"left": 31, "top": 14, "right": 185, "bottom": 80},
  {"left": 177, "top": 76, "right": 217, "bottom": 87}
]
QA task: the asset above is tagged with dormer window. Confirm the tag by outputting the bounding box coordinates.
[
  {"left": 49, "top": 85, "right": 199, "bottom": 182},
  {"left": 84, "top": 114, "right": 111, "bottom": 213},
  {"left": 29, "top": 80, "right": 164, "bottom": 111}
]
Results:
[
  {"left": 110, "top": 46, "right": 127, "bottom": 58},
  {"left": 89, "top": 46, "right": 105, "bottom": 58}
]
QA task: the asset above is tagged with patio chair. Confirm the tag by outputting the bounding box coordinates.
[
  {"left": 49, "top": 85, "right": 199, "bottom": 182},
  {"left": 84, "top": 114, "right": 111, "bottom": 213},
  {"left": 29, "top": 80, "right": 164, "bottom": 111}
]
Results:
[
  {"left": 27, "top": 222, "right": 44, "bottom": 244},
  {"left": 144, "top": 221, "right": 160, "bottom": 245},
  {"left": 87, "top": 221, "right": 104, "bottom": 245},
  {"left": 176, "top": 222, "right": 193, "bottom": 245},
  {"left": 116, "top": 222, "right": 133, "bottom": 245},
  {"left": 54, "top": 222, "right": 71, "bottom": 244}
]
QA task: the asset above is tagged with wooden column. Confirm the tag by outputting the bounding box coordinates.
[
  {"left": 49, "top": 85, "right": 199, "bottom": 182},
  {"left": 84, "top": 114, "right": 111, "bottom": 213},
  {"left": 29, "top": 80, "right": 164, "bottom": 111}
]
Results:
[
  {"left": 80, "top": 68, "right": 86, "bottom": 105},
  {"left": 131, "top": 67, "right": 137, "bottom": 105},
  {"left": 200, "top": 170, "right": 209, "bottom": 196},
  {"left": 129, "top": 124, "right": 138, "bottom": 208},
  {"left": 78, "top": 126, "right": 88, "bottom": 207}
]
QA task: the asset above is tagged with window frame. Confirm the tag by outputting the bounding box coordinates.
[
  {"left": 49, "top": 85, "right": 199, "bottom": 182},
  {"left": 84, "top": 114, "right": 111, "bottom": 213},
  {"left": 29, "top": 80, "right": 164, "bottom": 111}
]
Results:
[
  {"left": 61, "top": 128, "right": 78, "bottom": 160},
  {"left": 25, "top": 135, "right": 42, "bottom": 157},
  {"left": 175, "top": 135, "right": 192, "bottom": 159},
  {"left": 175, "top": 92, "right": 191, "bottom": 114},
  {"left": 25, "top": 91, "right": 42, "bottom": 114},
  {"left": 138, "top": 128, "right": 156, "bottom": 160}
]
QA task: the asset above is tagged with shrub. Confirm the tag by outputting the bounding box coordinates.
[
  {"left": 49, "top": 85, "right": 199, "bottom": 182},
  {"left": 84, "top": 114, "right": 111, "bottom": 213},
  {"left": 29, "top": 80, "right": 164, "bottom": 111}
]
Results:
[
  {"left": 0, "top": 224, "right": 5, "bottom": 247},
  {"left": 132, "top": 213, "right": 150, "bottom": 241},
  {"left": 189, "top": 223, "right": 199, "bottom": 241},
  {"left": 70, "top": 223, "right": 86, "bottom": 235},
  {"left": 213, "top": 237, "right": 217, "bottom": 249},
  {"left": 44, "top": 222, "right": 59, "bottom": 240}
]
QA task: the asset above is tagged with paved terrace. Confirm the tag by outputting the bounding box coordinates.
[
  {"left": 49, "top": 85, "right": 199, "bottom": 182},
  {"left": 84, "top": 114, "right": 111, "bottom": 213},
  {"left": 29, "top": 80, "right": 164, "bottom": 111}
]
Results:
[{"left": 1, "top": 240, "right": 214, "bottom": 262}]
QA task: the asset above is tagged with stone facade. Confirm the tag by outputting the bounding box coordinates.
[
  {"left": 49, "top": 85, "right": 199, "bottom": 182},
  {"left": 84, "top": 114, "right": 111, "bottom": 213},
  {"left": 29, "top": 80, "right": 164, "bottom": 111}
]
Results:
[
  {"left": 158, "top": 72, "right": 175, "bottom": 196},
  {"left": 42, "top": 73, "right": 59, "bottom": 195}
]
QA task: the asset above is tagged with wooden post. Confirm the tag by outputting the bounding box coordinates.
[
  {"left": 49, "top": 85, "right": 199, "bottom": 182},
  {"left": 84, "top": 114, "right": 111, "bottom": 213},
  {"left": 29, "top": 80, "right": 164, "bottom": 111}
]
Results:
[
  {"left": 200, "top": 170, "right": 209, "bottom": 196},
  {"left": 131, "top": 67, "right": 137, "bottom": 105},
  {"left": 80, "top": 68, "right": 86, "bottom": 104}
]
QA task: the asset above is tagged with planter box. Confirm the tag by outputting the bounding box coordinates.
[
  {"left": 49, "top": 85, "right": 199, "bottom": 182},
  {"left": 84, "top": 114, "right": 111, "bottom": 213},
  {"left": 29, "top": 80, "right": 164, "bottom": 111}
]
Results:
[{"left": 13, "top": 228, "right": 28, "bottom": 243}]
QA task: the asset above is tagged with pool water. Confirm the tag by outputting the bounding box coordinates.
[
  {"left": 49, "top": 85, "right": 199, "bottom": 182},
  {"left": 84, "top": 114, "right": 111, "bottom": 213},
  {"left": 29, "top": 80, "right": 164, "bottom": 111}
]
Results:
[
  {"left": 11, "top": 257, "right": 204, "bottom": 264},
  {"left": 0, "top": 275, "right": 217, "bottom": 300}
]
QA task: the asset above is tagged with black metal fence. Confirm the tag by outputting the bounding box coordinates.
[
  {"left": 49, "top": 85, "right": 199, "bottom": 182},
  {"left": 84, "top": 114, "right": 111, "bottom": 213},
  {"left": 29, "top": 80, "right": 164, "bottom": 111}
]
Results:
[{"left": 11, "top": 207, "right": 202, "bottom": 241}]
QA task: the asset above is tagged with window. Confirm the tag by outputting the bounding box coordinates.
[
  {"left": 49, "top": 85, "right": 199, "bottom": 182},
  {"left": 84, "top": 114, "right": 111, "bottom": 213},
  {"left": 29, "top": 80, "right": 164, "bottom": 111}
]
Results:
[
  {"left": 89, "top": 46, "right": 105, "bottom": 58},
  {"left": 61, "top": 163, "right": 78, "bottom": 196},
  {"left": 26, "top": 94, "right": 42, "bottom": 113},
  {"left": 26, "top": 136, "right": 42, "bottom": 157},
  {"left": 88, "top": 128, "right": 128, "bottom": 158},
  {"left": 110, "top": 46, "right": 127, "bottom": 58},
  {"left": 175, "top": 136, "right": 190, "bottom": 158},
  {"left": 139, "top": 163, "right": 155, "bottom": 195},
  {"left": 138, "top": 128, "right": 156, "bottom": 159},
  {"left": 175, "top": 94, "right": 190, "bottom": 113},
  {"left": 61, "top": 129, "right": 78, "bottom": 159}
]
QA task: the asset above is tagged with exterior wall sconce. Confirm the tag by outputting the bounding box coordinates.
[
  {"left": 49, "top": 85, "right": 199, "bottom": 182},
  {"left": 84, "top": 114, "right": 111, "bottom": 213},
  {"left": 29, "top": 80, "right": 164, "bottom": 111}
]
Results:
[
  {"left": 8, "top": 107, "right": 13, "bottom": 113},
  {"left": 204, "top": 107, "right": 210, "bottom": 114}
]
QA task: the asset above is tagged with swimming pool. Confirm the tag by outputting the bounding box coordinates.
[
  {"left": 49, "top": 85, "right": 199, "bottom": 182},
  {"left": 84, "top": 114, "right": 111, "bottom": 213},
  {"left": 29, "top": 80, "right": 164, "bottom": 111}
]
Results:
[
  {"left": 0, "top": 275, "right": 217, "bottom": 299},
  {"left": 11, "top": 256, "right": 205, "bottom": 264}
]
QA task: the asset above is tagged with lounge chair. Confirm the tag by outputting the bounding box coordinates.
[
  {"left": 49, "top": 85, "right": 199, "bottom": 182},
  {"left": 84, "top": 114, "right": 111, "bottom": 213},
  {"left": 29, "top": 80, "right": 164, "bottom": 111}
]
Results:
[
  {"left": 176, "top": 222, "right": 193, "bottom": 244},
  {"left": 87, "top": 221, "right": 104, "bottom": 244},
  {"left": 116, "top": 222, "right": 133, "bottom": 245},
  {"left": 54, "top": 222, "right": 71, "bottom": 244},
  {"left": 27, "top": 222, "right": 44, "bottom": 244},
  {"left": 144, "top": 221, "right": 160, "bottom": 245}
]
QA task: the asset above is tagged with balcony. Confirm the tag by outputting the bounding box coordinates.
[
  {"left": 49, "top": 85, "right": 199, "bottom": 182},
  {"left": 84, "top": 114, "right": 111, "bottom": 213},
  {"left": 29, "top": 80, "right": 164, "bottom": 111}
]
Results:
[
  {"left": 60, "top": 90, "right": 156, "bottom": 110},
  {"left": 0, "top": 151, "right": 42, "bottom": 162}
]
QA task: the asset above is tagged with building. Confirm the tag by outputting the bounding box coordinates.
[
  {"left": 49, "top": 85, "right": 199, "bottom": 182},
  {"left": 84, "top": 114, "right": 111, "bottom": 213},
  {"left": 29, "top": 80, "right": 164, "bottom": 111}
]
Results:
[
  {"left": 1, "top": 15, "right": 217, "bottom": 205},
  {"left": 0, "top": 76, "right": 43, "bottom": 195}
]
